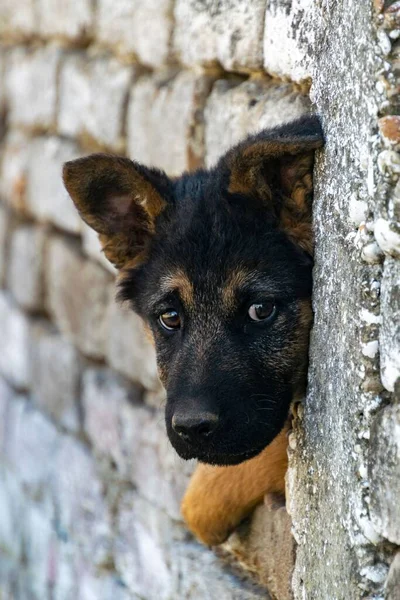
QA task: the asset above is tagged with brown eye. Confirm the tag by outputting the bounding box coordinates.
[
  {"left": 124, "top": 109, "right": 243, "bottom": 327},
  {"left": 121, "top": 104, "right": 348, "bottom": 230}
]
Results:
[
  {"left": 248, "top": 302, "right": 276, "bottom": 322},
  {"left": 159, "top": 310, "right": 181, "bottom": 331}
]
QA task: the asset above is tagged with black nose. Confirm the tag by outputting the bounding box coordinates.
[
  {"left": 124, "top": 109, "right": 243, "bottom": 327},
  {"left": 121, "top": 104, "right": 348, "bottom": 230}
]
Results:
[{"left": 172, "top": 411, "right": 219, "bottom": 443}]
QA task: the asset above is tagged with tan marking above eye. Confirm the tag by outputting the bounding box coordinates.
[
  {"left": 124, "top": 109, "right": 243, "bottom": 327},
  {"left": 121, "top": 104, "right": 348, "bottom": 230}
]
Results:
[
  {"left": 159, "top": 269, "right": 194, "bottom": 308},
  {"left": 221, "top": 268, "right": 258, "bottom": 309}
]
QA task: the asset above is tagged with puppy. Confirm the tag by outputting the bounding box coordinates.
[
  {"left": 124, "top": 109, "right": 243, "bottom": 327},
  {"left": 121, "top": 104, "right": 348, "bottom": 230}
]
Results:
[{"left": 63, "top": 115, "right": 323, "bottom": 546}]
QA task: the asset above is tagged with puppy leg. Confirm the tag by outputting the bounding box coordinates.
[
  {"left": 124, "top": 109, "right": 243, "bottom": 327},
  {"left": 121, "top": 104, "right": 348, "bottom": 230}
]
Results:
[{"left": 181, "top": 425, "right": 289, "bottom": 546}]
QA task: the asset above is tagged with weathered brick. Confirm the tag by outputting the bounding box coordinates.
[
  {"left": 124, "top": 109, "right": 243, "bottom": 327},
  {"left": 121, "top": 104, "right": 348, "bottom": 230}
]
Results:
[
  {"left": 26, "top": 137, "right": 83, "bottom": 234},
  {"left": 386, "top": 552, "right": 400, "bottom": 600},
  {"left": 0, "top": 203, "right": 13, "bottom": 286},
  {"left": 173, "top": 0, "right": 266, "bottom": 72},
  {"left": 224, "top": 501, "right": 295, "bottom": 600},
  {"left": 5, "top": 45, "right": 61, "bottom": 130},
  {"left": 0, "top": 378, "right": 14, "bottom": 453},
  {"left": 128, "top": 410, "right": 194, "bottom": 520},
  {"left": 59, "top": 54, "right": 133, "bottom": 151},
  {"left": 79, "top": 571, "right": 137, "bottom": 600},
  {"left": 23, "top": 502, "right": 55, "bottom": 599},
  {"left": 263, "top": 0, "right": 311, "bottom": 82},
  {"left": 172, "top": 540, "right": 266, "bottom": 600},
  {"left": 0, "top": 292, "right": 31, "bottom": 389},
  {"left": 0, "top": 208, "right": 7, "bottom": 285},
  {"left": 82, "top": 368, "right": 144, "bottom": 475},
  {"left": 82, "top": 223, "right": 116, "bottom": 275},
  {"left": 369, "top": 404, "right": 400, "bottom": 544},
  {"left": 106, "top": 299, "right": 160, "bottom": 390},
  {"left": 46, "top": 237, "right": 112, "bottom": 359},
  {"left": 115, "top": 491, "right": 185, "bottom": 600},
  {"left": 38, "top": 0, "right": 94, "bottom": 41},
  {"left": 0, "top": 0, "right": 37, "bottom": 39},
  {"left": 205, "top": 79, "right": 310, "bottom": 167},
  {"left": 51, "top": 544, "right": 137, "bottom": 600},
  {"left": 96, "top": 0, "right": 173, "bottom": 67},
  {"left": 127, "top": 71, "right": 214, "bottom": 175},
  {"left": 30, "top": 324, "right": 82, "bottom": 432},
  {"left": 53, "top": 436, "right": 112, "bottom": 566},
  {"left": 5, "top": 399, "right": 59, "bottom": 502},
  {"left": 0, "top": 131, "right": 31, "bottom": 214},
  {"left": 7, "top": 224, "right": 47, "bottom": 312},
  {"left": 82, "top": 368, "right": 193, "bottom": 519},
  {"left": 0, "top": 467, "right": 25, "bottom": 564},
  {"left": 380, "top": 257, "right": 400, "bottom": 393},
  {"left": 0, "top": 50, "right": 6, "bottom": 139}
]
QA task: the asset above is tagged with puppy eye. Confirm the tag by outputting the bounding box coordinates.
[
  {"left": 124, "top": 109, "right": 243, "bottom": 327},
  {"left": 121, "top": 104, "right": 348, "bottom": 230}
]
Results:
[
  {"left": 248, "top": 302, "right": 276, "bottom": 322},
  {"left": 159, "top": 310, "right": 181, "bottom": 331}
]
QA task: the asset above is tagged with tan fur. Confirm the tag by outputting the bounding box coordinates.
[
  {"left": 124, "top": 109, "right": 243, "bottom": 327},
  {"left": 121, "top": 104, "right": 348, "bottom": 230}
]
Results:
[
  {"left": 221, "top": 268, "right": 256, "bottom": 310},
  {"left": 159, "top": 270, "right": 195, "bottom": 309},
  {"left": 181, "top": 423, "right": 289, "bottom": 546}
]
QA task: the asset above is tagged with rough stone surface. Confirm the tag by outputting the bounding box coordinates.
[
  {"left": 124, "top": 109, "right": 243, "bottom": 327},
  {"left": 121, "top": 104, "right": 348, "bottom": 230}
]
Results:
[
  {"left": 26, "top": 137, "right": 83, "bottom": 234},
  {"left": 172, "top": 540, "right": 268, "bottom": 600},
  {"left": 81, "top": 367, "right": 144, "bottom": 476},
  {"left": 0, "top": 292, "right": 31, "bottom": 389},
  {"left": 106, "top": 299, "right": 160, "bottom": 391},
  {"left": 59, "top": 54, "right": 133, "bottom": 151},
  {"left": 0, "top": 203, "right": 12, "bottom": 285},
  {"left": 369, "top": 404, "right": 400, "bottom": 545},
  {"left": 0, "top": 131, "right": 31, "bottom": 214},
  {"left": 205, "top": 79, "right": 310, "bottom": 167},
  {"left": 263, "top": 0, "right": 312, "bottom": 82},
  {"left": 7, "top": 224, "right": 47, "bottom": 312},
  {"left": 386, "top": 552, "right": 400, "bottom": 600},
  {"left": 173, "top": 0, "right": 266, "bottom": 72},
  {"left": 115, "top": 491, "right": 184, "bottom": 599},
  {"left": 0, "top": 465, "right": 25, "bottom": 564},
  {"left": 22, "top": 501, "right": 55, "bottom": 599},
  {"left": 38, "top": 0, "right": 94, "bottom": 41},
  {"left": 225, "top": 502, "right": 295, "bottom": 600},
  {"left": 30, "top": 324, "right": 82, "bottom": 432},
  {"left": 82, "top": 368, "right": 193, "bottom": 520},
  {"left": 287, "top": 3, "right": 396, "bottom": 599},
  {"left": 53, "top": 436, "right": 113, "bottom": 567},
  {"left": 127, "top": 70, "right": 214, "bottom": 175},
  {"left": 46, "top": 237, "right": 112, "bottom": 359},
  {"left": 116, "top": 492, "right": 265, "bottom": 599},
  {"left": 5, "top": 45, "right": 61, "bottom": 130},
  {"left": 5, "top": 397, "right": 59, "bottom": 501},
  {"left": 380, "top": 257, "right": 400, "bottom": 392},
  {"left": 96, "top": 0, "right": 173, "bottom": 67},
  {"left": 0, "top": 0, "right": 37, "bottom": 39}
]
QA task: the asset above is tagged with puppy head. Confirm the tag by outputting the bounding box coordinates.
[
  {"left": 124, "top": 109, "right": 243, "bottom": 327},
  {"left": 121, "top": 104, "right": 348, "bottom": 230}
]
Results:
[{"left": 63, "top": 115, "right": 323, "bottom": 466}]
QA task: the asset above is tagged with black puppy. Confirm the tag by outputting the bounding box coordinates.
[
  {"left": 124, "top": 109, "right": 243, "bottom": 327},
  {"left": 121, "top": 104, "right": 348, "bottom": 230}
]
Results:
[{"left": 63, "top": 115, "right": 323, "bottom": 545}]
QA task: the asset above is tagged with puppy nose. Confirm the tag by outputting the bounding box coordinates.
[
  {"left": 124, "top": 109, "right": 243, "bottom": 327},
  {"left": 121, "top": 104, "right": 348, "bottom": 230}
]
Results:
[{"left": 172, "top": 411, "right": 219, "bottom": 442}]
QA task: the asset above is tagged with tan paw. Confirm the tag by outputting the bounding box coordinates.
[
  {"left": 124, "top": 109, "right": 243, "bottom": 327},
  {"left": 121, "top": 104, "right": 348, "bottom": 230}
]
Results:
[{"left": 181, "top": 490, "right": 235, "bottom": 546}]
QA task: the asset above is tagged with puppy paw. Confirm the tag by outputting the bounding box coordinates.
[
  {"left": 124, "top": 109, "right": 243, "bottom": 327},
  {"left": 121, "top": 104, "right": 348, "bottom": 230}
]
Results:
[{"left": 181, "top": 491, "right": 235, "bottom": 546}]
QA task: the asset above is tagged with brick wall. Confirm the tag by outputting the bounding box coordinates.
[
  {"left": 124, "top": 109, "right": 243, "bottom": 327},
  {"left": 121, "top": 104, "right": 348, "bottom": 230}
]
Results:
[{"left": 0, "top": 1, "right": 399, "bottom": 599}]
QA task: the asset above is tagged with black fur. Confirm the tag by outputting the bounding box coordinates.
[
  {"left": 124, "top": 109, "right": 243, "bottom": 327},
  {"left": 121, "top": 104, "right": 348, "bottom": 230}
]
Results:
[{"left": 64, "top": 115, "right": 324, "bottom": 466}]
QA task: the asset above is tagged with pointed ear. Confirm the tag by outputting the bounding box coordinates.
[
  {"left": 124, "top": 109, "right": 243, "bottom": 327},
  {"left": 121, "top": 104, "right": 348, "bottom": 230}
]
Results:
[
  {"left": 63, "top": 154, "right": 172, "bottom": 269},
  {"left": 223, "top": 115, "right": 324, "bottom": 254}
]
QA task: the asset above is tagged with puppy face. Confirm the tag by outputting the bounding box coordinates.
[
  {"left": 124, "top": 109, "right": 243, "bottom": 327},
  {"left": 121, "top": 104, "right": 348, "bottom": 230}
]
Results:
[{"left": 63, "top": 115, "right": 323, "bottom": 466}]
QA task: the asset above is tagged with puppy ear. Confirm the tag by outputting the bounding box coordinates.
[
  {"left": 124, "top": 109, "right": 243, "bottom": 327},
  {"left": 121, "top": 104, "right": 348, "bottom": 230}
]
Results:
[
  {"left": 223, "top": 115, "right": 324, "bottom": 254},
  {"left": 63, "top": 154, "right": 171, "bottom": 268}
]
